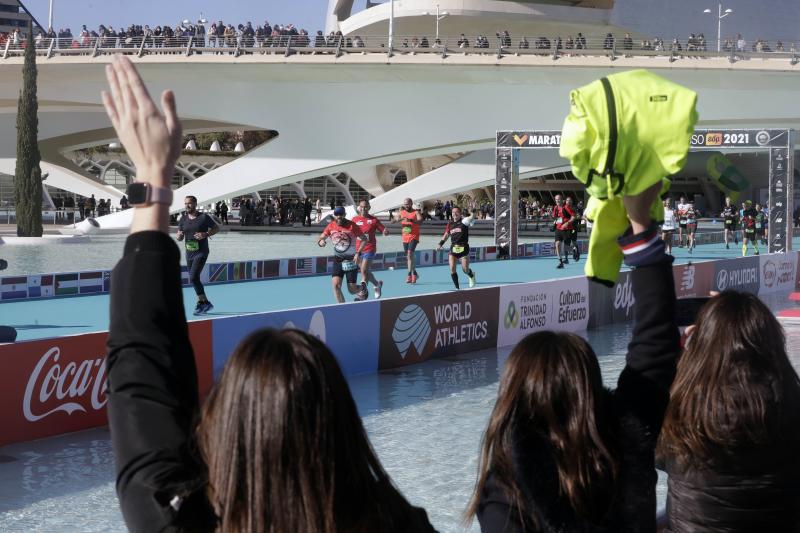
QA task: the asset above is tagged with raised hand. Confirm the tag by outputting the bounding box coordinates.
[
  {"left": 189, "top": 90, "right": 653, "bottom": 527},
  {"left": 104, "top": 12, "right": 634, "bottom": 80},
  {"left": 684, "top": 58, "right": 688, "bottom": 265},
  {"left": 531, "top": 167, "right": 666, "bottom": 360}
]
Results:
[{"left": 101, "top": 55, "right": 182, "bottom": 188}]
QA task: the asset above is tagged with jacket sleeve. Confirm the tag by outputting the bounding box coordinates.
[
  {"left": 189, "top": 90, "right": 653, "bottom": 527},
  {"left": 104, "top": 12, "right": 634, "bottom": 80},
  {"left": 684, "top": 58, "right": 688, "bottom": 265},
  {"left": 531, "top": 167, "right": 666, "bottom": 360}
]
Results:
[
  {"left": 477, "top": 474, "right": 527, "bottom": 533},
  {"left": 616, "top": 224, "right": 680, "bottom": 431},
  {"left": 106, "top": 231, "right": 215, "bottom": 532}
]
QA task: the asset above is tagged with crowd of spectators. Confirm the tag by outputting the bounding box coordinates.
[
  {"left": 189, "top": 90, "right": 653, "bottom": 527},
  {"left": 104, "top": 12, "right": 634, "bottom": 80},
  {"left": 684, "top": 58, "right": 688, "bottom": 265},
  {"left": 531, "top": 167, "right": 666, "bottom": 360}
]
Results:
[
  {"left": 2, "top": 23, "right": 797, "bottom": 57},
  {"left": 231, "top": 195, "right": 317, "bottom": 227}
]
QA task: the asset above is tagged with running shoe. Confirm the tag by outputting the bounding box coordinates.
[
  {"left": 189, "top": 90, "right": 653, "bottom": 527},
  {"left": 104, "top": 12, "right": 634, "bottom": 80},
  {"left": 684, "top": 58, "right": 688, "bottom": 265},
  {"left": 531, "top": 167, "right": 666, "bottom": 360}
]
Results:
[
  {"left": 573, "top": 247, "right": 580, "bottom": 262},
  {"left": 563, "top": 258, "right": 569, "bottom": 265},
  {"left": 556, "top": 261, "right": 564, "bottom": 269},
  {"left": 411, "top": 273, "right": 418, "bottom": 284},
  {"left": 201, "top": 301, "right": 214, "bottom": 314},
  {"left": 406, "top": 274, "right": 413, "bottom": 284},
  {"left": 374, "top": 280, "right": 383, "bottom": 299},
  {"left": 726, "top": 244, "right": 730, "bottom": 249},
  {"left": 193, "top": 302, "right": 204, "bottom": 316},
  {"left": 755, "top": 251, "right": 760, "bottom": 256},
  {"left": 354, "top": 290, "right": 368, "bottom": 301},
  {"left": 468, "top": 274, "right": 476, "bottom": 288}
]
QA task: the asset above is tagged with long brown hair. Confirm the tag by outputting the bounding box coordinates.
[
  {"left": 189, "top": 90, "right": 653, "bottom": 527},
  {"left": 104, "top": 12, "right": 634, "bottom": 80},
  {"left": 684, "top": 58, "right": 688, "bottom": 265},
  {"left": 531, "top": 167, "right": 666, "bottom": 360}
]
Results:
[
  {"left": 198, "top": 328, "right": 411, "bottom": 533},
  {"left": 466, "top": 331, "right": 618, "bottom": 527},
  {"left": 658, "top": 291, "right": 800, "bottom": 466}
]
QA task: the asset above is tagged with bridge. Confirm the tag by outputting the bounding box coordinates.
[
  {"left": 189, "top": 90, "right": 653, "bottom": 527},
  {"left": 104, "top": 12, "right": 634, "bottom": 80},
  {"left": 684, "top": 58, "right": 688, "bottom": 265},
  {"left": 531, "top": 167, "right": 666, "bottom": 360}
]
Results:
[{"left": 1, "top": 39, "right": 799, "bottom": 231}]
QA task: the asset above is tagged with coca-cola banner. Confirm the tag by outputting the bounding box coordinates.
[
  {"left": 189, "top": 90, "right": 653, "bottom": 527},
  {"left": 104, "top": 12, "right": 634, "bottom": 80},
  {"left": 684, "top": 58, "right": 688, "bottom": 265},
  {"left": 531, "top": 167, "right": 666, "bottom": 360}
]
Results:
[{"left": 0, "top": 322, "right": 213, "bottom": 446}]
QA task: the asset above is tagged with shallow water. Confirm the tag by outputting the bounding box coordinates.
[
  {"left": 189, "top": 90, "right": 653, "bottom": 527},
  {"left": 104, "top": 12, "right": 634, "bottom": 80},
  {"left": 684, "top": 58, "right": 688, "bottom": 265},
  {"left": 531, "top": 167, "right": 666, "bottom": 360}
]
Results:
[{"left": 1, "top": 320, "right": 798, "bottom": 532}]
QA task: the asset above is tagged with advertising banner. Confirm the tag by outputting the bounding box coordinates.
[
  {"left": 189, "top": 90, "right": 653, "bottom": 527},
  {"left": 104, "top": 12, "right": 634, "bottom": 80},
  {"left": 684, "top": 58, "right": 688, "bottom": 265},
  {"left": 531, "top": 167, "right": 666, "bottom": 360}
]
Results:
[
  {"left": 497, "top": 277, "right": 589, "bottom": 347},
  {"left": 494, "top": 146, "right": 518, "bottom": 256},
  {"left": 712, "top": 256, "right": 760, "bottom": 294},
  {"left": 758, "top": 253, "right": 797, "bottom": 294},
  {"left": 673, "top": 261, "right": 715, "bottom": 299},
  {"left": 378, "top": 287, "right": 500, "bottom": 369},
  {"left": 0, "top": 322, "right": 213, "bottom": 446},
  {"left": 769, "top": 147, "right": 790, "bottom": 253},
  {"left": 587, "top": 270, "right": 635, "bottom": 328},
  {"left": 211, "top": 301, "right": 380, "bottom": 378}
]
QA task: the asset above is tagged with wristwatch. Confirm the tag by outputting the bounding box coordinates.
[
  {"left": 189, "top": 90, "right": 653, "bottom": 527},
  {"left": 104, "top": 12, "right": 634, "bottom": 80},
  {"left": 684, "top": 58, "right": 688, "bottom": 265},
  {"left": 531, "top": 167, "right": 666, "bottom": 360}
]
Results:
[{"left": 126, "top": 182, "right": 174, "bottom": 206}]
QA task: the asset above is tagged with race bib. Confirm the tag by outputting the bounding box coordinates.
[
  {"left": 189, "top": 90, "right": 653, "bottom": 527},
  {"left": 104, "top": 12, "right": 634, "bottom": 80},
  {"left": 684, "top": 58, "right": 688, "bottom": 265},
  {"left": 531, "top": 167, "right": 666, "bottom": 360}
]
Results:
[
  {"left": 185, "top": 240, "right": 200, "bottom": 252},
  {"left": 755, "top": 222, "right": 762, "bottom": 229},
  {"left": 341, "top": 260, "right": 357, "bottom": 271},
  {"left": 725, "top": 219, "right": 732, "bottom": 225},
  {"left": 451, "top": 245, "right": 465, "bottom": 254},
  {"left": 555, "top": 217, "right": 563, "bottom": 224},
  {"left": 402, "top": 226, "right": 412, "bottom": 234}
]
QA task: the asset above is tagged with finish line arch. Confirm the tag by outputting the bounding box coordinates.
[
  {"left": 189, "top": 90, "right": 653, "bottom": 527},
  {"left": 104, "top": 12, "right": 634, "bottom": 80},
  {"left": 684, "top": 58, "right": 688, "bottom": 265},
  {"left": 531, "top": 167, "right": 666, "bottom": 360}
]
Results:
[{"left": 495, "top": 129, "right": 795, "bottom": 257}]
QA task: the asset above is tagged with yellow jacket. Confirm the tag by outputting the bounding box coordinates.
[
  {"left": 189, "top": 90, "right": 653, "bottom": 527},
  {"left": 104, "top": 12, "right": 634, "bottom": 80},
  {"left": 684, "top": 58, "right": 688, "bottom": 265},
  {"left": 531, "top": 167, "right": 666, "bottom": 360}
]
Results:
[{"left": 560, "top": 70, "right": 698, "bottom": 285}]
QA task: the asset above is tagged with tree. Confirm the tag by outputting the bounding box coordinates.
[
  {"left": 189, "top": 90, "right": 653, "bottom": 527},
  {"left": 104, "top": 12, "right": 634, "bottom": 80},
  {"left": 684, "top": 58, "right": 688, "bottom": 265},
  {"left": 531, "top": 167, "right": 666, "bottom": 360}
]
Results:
[{"left": 14, "top": 20, "right": 43, "bottom": 237}]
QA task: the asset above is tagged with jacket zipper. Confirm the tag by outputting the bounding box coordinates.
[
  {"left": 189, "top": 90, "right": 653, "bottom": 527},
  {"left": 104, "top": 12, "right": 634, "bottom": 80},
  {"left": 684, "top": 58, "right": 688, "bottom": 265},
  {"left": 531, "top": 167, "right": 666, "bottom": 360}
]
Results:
[{"left": 600, "top": 77, "right": 619, "bottom": 181}]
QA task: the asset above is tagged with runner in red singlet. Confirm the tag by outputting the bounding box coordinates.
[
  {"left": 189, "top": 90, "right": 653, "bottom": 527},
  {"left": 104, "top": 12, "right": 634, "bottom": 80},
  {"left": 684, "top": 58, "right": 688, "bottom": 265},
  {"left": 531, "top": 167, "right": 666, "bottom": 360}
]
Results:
[{"left": 353, "top": 199, "right": 389, "bottom": 299}]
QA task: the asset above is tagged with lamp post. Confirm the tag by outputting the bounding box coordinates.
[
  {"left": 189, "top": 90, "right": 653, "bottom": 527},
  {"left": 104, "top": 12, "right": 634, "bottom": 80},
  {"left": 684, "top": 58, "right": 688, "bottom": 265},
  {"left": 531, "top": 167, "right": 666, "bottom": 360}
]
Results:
[
  {"left": 389, "top": 0, "right": 394, "bottom": 51},
  {"left": 422, "top": 4, "right": 449, "bottom": 41},
  {"left": 703, "top": 3, "right": 733, "bottom": 52},
  {"left": 48, "top": 0, "right": 53, "bottom": 30}
]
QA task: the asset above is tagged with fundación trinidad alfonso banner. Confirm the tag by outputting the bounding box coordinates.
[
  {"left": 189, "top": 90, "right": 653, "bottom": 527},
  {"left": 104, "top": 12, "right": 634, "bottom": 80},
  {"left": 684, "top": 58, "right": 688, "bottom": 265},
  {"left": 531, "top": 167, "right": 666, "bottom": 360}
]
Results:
[
  {"left": 0, "top": 323, "right": 214, "bottom": 446},
  {"left": 497, "top": 277, "right": 590, "bottom": 348},
  {"left": 378, "top": 287, "right": 500, "bottom": 369}
]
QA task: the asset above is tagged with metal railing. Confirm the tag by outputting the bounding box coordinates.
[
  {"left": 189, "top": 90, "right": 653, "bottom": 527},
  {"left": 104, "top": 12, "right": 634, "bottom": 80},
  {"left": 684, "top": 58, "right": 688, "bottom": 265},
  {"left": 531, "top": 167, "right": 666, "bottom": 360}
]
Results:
[{"left": 2, "top": 34, "right": 799, "bottom": 65}]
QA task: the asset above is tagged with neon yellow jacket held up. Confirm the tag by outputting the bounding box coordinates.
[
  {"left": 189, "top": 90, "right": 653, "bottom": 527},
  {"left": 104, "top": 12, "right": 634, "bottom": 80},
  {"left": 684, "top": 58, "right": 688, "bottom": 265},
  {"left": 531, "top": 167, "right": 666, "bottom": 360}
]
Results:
[{"left": 560, "top": 69, "right": 698, "bottom": 285}]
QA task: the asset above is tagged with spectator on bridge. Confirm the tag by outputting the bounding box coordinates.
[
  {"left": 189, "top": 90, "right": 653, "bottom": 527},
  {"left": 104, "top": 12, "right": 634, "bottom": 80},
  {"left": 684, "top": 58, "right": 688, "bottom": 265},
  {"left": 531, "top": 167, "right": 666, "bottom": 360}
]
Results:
[
  {"left": 458, "top": 34, "right": 469, "bottom": 48},
  {"left": 736, "top": 33, "right": 746, "bottom": 52},
  {"left": 623, "top": 32, "right": 633, "bottom": 51},
  {"left": 603, "top": 32, "right": 614, "bottom": 50},
  {"left": 420, "top": 36, "right": 429, "bottom": 48}
]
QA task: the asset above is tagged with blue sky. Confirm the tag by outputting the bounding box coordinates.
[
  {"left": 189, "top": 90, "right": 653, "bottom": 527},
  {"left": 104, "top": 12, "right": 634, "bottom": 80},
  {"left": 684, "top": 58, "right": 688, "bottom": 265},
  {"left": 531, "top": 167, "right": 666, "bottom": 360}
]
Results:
[{"left": 22, "top": 0, "right": 336, "bottom": 33}]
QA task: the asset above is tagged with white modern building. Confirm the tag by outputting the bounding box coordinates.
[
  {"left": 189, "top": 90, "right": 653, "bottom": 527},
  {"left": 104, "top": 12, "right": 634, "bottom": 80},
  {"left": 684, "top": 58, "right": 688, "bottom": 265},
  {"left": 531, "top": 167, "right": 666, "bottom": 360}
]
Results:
[{"left": 0, "top": 1, "right": 799, "bottom": 232}]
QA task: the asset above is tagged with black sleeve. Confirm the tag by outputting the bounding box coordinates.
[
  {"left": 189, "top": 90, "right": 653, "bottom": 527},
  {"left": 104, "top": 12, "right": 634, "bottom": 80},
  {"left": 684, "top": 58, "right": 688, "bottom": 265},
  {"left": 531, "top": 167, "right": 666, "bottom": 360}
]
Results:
[
  {"left": 477, "top": 475, "right": 526, "bottom": 533},
  {"left": 616, "top": 257, "right": 680, "bottom": 432},
  {"left": 203, "top": 214, "right": 218, "bottom": 232},
  {"left": 106, "top": 231, "right": 215, "bottom": 532}
]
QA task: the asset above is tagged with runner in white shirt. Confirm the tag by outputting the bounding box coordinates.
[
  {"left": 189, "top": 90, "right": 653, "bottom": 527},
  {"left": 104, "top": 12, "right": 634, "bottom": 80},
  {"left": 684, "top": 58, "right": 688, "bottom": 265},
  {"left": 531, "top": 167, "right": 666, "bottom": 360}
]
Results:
[
  {"left": 661, "top": 198, "right": 677, "bottom": 254},
  {"left": 676, "top": 195, "right": 689, "bottom": 248}
]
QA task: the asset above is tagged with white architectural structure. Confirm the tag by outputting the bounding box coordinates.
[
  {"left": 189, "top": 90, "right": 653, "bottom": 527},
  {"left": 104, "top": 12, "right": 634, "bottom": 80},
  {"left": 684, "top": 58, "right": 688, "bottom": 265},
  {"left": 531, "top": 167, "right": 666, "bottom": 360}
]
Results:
[{"left": 1, "top": 50, "right": 800, "bottom": 232}]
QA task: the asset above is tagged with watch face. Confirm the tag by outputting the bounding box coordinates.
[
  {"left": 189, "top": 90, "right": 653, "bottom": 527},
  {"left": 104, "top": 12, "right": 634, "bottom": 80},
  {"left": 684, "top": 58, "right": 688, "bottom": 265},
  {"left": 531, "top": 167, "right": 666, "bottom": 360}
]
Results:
[{"left": 126, "top": 182, "right": 148, "bottom": 205}]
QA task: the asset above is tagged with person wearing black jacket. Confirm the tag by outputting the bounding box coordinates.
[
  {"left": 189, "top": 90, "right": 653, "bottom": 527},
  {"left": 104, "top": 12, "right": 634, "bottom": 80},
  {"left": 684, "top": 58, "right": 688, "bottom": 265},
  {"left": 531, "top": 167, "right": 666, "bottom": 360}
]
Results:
[
  {"left": 467, "top": 183, "right": 679, "bottom": 532},
  {"left": 103, "top": 55, "right": 435, "bottom": 533}
]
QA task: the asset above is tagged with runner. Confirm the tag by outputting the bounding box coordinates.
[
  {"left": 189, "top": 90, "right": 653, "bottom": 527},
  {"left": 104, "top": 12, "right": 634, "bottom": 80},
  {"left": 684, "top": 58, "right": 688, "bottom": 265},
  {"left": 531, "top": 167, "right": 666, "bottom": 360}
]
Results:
[
  {"left": 741, "top": 200, "right": 760, "bottom": 256},
  {"left": 661, "top": 198, "right": 676, "bottom": 254},
  {"left": 685, "top": 201, "right": 698, "bottom": 253},
  {"left": 353, "top": 199, "right": 389, "bottom": 299},
  {"left": 755, "top": 203, "right": 767, "bottom": 246},
  {"left": 395, "top": 198, "right": 423, "bottom": 283},
  {"left": 721, "top": 197, "right": 738, "bottom": 249},
  {"left": 739, "top": 201, "right": 748, "bottom": 246},
  {"left": 436, "top": 207, "right": 477, "bottom": 289},
  {"left": 177, "top": 195, "right": 219, "bottom": 315},
  {"left": 552, "top": 194, "right": 579, "bottom": 269},
  {"left": 317, "top": 206, "right": 370, "bottom": 303},
  {"left": 676, "top": 195, "right": 689, "bottom": 247},
  {"left": 566, "top": 197, "right": 582, "bottom": 261}
]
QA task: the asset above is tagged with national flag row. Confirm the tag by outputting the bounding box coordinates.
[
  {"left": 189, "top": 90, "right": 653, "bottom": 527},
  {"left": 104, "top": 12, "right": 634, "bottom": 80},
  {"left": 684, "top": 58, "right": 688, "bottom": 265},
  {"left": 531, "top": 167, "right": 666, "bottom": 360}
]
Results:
[{"left": 0, "top": 241, "right": 590, "bottom": 302}]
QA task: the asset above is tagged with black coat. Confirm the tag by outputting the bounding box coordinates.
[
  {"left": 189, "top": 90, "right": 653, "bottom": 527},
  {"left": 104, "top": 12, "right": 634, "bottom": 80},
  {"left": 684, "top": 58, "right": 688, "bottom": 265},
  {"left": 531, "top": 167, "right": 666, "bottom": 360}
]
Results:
[
  {"left": 106, "top": 231, "right": 436, "bottom": 532},
  {"left": 477, "top": 259, "right": 680, "bottom": 533}
]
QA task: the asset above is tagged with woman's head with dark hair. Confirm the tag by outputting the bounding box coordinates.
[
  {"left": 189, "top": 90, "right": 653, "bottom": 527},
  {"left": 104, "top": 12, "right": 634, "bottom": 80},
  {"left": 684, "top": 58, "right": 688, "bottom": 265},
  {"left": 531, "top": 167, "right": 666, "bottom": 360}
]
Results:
[
  {"left": 198, "top": 328, "right": 407, "bottom": 532},
  {"left": 659, "top": 291, "right": 800, "bottom": 466},
  {"left": 466, "top": 331, "right": 618, "bottom": 527}
]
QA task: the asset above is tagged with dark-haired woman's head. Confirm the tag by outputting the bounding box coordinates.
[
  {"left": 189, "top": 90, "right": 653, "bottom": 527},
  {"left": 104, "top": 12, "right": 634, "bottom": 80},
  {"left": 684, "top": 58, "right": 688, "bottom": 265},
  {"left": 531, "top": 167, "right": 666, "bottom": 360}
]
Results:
[
  {"left": 659, "top": 291, "right": 800, "bottom": 466},
  {"left": 467, "top": 331, "right": 617, "bottom": 526},
  {"left": 198, "top": 328, "right": 405, "bottom": 532}
]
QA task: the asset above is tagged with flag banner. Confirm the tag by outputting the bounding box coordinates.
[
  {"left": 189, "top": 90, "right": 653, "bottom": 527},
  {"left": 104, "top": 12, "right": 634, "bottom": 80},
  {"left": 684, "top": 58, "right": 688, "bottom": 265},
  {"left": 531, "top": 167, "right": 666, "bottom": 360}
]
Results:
[{"left": 54, "top": 273, "right": 79, "bottom": 296}]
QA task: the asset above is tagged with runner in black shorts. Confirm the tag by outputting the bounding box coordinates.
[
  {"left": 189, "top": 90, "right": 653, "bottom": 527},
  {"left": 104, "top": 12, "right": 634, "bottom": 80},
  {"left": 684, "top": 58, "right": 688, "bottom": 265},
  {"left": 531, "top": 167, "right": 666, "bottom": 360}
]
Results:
[
  {"left": 177, "top": 196, "right": 219, "bottom": 315},
  {"left": 741, "top": 200, "right": 760, "bottom": 256},
  {"left": 721, "top": 197, "right": 738, "bottom": 249},
  {"left": 318, "top": 206, "right": 370, "bottom": 302},
  {"left": 437, "top": 207, "right": 476, "bottom": 289}
]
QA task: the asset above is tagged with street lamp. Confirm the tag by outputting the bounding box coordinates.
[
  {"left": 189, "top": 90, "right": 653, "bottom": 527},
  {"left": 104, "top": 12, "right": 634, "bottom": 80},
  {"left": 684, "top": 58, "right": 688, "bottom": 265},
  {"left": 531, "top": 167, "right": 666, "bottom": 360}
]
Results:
[
  {"left": 703, "top": 3, "right": 733, "bottom": 52},
  {"left": 422, "top": 4, "right": 449, "bottom": 41}
]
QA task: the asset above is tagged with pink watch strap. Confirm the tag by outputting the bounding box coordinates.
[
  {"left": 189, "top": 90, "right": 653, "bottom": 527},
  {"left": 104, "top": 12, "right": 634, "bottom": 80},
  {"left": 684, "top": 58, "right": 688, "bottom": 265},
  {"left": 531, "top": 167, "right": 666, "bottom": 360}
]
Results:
[{"left": 150, "top": 186, "right": 174, "bottom": 206}]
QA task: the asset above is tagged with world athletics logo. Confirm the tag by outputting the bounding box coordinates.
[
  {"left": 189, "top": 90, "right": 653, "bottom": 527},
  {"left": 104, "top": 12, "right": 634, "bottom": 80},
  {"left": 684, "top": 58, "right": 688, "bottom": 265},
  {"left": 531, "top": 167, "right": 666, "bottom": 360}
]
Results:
[
  {"left": 392, "top": 304, "right": 431, "bottom": 359},
  {"left": 504, "top": 301, "right": 519, "bottom": 330}
]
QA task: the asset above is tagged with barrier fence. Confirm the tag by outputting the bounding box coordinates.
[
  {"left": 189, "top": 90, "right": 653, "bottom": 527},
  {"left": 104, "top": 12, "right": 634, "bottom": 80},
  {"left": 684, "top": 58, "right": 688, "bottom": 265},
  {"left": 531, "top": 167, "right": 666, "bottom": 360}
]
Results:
[
  {"left": 0, "top": 251, "right": 797, "bottom": 446},
  {"left": 0, "top": 231, "right": 733, "bottom": 303},
  {"left": 3, "top": 34, "right": 799, "bottom": 65}
]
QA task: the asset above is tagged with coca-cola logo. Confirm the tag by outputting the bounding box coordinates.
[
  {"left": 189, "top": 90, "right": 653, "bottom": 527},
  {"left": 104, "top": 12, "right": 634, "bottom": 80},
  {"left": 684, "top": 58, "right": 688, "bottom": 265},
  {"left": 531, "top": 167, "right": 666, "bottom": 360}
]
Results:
[{"left": 23, "top": 347, "right": 107, "bottom": 422}]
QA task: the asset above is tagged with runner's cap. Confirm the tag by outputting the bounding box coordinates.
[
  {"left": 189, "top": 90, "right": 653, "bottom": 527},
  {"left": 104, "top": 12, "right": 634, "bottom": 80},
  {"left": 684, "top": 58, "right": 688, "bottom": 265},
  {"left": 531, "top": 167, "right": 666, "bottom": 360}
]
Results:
[{"left": 334, "top": 206, "right": 346, "bottom": 215}]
